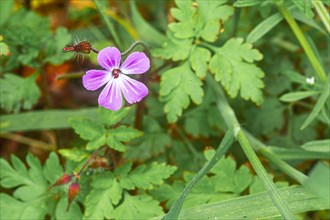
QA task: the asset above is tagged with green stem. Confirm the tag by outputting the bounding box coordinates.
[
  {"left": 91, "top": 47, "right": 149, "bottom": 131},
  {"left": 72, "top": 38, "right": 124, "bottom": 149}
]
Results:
[
  {"left": 0, "top": 132, "right": 56, "bottom": 151},
  {"left": 121, "top": 41, "right": 149, "bottom": 57},
  {"left": 94, "top": 0, "right": 123, "bottom": 49},
  {"left": 56, "top": 72, "right": 84, "bottom": 80},
  {"left": 207, "top": 75, "right": 295, "bottom": 219},
  {"left": 245, "top": 131, "right": 308, "bottom": 184},
  {"left": 176, "top": 126, "right": 202, "bottom": 169},
  {"left": 312, "top": 0, "right": 330, "bottom": 35},
  {"left": 164, "top": 130, "right": 235, "bottom": 220},
  {"left": 278, "top": 5, "right": 327, "bottom": 82}
]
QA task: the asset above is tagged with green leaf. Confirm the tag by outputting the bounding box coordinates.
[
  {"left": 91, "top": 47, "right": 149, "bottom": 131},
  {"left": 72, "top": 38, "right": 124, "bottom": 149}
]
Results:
[
  {"left": 304, "top": 162, "right": 330, "bottom": 207},
  {"left": 196, "top": 0, "right": 234, "bottom": 42},
  {"left": 0, "top": 154, "right": 47, "bottom": 201},
  {"left": 152, "top": 33, "right": 192, "bottom": 61},
  {"left": 125, "top": 117, "right": 171, "bottom": 161},
  {"left": 234, "top": 0, "right": 264, "bottom": 7},
  {"left": 209, "top": 38, "right": 264, "bottom": 105},
  {"left": 129, "top": 1, "right": 167, "bottom": 46},
  {"left": 84, "top": 188, "right": 114, "bottom": 220},
  {"left": 84, "top": 174, "right": 116, "bottom": 219},
  {"left": 168, "top": 186, "right": 328, "bottom": 219},
  {"left": 279, "top": 91, "right": 320, "bottom": 102},
  {"left": 43, "top": 152, "right": 63, "bottom": 183},
  {"left": 161, "top": 132, "right": 235, "bottom": 219},
  {"left": 0, "top": 154, "right": 70, "bottom": 220},
  {"left": 55, "top": 198, "right": 83, "bottom": 220},
  {"left": 0, "top": 193, "right": 48, "bottom": 220},
  {"left": 111, "top": 126, "right": 143, "bottom": 142},
  {"left": 69, "top": 118, "right": 105, "bottom": 140},
  {"left": 250, "top": 175, "right": 289, "bottom": 195},
  {"left": 0, "top": 108, "right": 97, "bottom": 132},
  {"left": 69, "top": 117, "right": 106, "bottom": 141},
  {"left": 246, "top": 12, "right": 284, "bottom": 43},
  {"left": 269, "top": 146, "right": 328, "bottom": 160},
  {"left": 291, "top": 0, "right": 314, "bottom": 18},
  {"left": 106, "top": 135, "right": 126, "bottom": 152},
  {"left": 196, "top": 0, "right": 233, "bottom": 21},
  {"left": 112, "top": 193, "right": 163, "bottom": 219},
  {"left": 44, "top": 27, "right": 72, "bottom": 64},
  {"left": 0, "top": 0, "right": 14, "bottom": 26},
  {"left": 2, "top": 10, "right": 52, "bottom": 70},
  {"left": 160, "top": 62, "right": 204, "bottom": 122},
  {"left": 106, "top": 126, "right": 143, "bottom": 152},
  {"left": 169, "top": 0, "right": 198, "bottom": 39},
  {"left": 126, "top": 163, "right": 176, "bottom": 190},
  {"left": 301, "top": 139, "right": 330, "bottom": 153},
  {"left": 84, "top": 172, "right": 126, "bottom": 219},
  {"left": 301, "top": 83, "right": 330, "bottom": 129},
  {"left": 0, "top": 73, "right": 40, "bottom": 113},
  {"left": 86, "top": 135, "right": 106, "bottom": 150},
  {"left": 207, "top": 154, "right": 253, "bottom": 194},
  {"left": 97, "top": 106, "right": 132, "bottom": 127},
  {"left": 58, "top": 148, "right": 90, "bottom": 162},
  {"left": 189, "top": 46, "right": 211, "bottom": 78},
  {"left": 245, "top": 98, "right": 285, "bottom": 135}
]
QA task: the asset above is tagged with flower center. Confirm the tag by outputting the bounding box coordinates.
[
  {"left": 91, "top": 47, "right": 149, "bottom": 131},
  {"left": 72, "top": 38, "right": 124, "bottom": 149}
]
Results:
[{"left": 112, "top": 69, "right": 121, "bottom": 79}]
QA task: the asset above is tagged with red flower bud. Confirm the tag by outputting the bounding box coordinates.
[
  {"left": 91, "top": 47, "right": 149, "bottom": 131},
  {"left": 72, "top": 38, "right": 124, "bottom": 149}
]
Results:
[
  {"left": 67, "top": 182, "right": 80, "bottom": 210},
  {"left": 51, "top": 174, "right": 73, "bottom": 188}
]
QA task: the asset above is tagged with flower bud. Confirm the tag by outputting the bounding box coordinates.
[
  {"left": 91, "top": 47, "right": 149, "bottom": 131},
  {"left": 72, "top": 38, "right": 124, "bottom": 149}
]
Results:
[
  {"left": 51, "top": 174, "right": 73, "bottom": 187},
  {"left": 67, "top": 182, "right": 80, "bottom": 210}
]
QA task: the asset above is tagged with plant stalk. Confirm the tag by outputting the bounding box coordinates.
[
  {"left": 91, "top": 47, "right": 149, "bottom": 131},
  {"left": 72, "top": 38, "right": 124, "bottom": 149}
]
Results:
[
  {"left": 278, "top": 5, "right": 327, "bottom": 82},
  {"left": 207, "top": 74, "right": 295, "bottom": 219}
]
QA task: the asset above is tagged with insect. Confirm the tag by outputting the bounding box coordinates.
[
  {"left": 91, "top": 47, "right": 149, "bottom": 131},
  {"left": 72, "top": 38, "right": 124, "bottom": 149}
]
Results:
[{"left": 63, "top": 38, "right": 93, "bottom": 62}]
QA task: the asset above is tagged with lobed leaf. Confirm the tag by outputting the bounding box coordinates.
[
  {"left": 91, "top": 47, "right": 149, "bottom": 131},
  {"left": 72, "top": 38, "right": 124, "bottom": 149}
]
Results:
[
  {"left": 209, "top": 38, "right": 265, "bottom": 105},
  {"left": 69, "top": 118, "right": 106, "bottom": 141},
  {"left": 97, "top": 106, "right": 132, "bottom": 127},
  {"left": 0, "top": 73, "right": 40, "bottom": 113},
  {"left": 189, "top": 46, "right": 211, "bottom": 78},
  {"left": 127, "top": 162, "right": 177, "bottom": 190},
  {"left": 160, "top": 62, "right": 204, "bottom": 122},
  {"left": 112, "top": 193, "right": 163, "bottom": 219},
  {"left": 152, "top": 33, "right": 192, "bottom": 61}
]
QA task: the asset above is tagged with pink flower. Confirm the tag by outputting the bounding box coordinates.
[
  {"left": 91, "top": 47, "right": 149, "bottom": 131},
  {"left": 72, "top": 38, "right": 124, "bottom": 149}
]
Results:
[{"left": 83, "top": 47, "right": 150, "bottom": 111}]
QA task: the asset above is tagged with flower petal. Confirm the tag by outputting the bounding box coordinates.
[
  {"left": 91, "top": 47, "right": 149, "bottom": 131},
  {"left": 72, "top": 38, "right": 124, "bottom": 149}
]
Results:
[
  {"left": 119, "top": 75, "right": 148, "bottom": 104},
  {"left": 98, "top": 79, "right": 123, "bottom": 111},
  {"left": 120, "top": 52, "right": 150, "bottom": 74},
  {"left": 83, "top": 70, "right": 111, "bottom": 91},
  {"left": 97, "top": 47, "right": 121, "bottom": 70}
]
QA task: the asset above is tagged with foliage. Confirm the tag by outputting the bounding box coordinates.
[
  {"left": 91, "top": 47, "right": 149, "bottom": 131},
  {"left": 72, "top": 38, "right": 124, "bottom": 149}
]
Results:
[
  {"left": 0, "top": 73, "right": 40, "bottom": 113},
  {"left": 0, "top": 0, "right": 329, "bottom": 219},
  {"left": 0, "top": 153, "right": 82, "bottom": 219}
]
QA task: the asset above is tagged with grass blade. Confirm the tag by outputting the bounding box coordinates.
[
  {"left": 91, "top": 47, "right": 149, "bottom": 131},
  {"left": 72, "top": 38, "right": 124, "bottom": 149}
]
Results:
[
  {"left": 0, "top": 108, "right": 97, "bottom": 132},
  {"left": 301, "top": 82, "right": 330, "bottom": 129},
  {"left": 163, "top": 130, "right": 235, "bottom": 220}
]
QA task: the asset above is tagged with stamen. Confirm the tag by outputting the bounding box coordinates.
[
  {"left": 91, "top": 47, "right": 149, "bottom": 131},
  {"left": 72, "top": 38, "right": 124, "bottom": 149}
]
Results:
[{"left": 112, "top": 69, "right": 121, "bottom": 78}]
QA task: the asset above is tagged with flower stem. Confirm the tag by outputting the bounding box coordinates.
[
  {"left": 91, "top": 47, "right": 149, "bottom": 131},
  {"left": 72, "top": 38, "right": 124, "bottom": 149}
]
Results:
[
  {"left": 278, "top": 5, "right": 327, "bottom": 82},
  {"left": 77, "top": 147, "right": 104, "bottom": 175},
  {"left": 207, "top": 74, "right": 295, "bottom": 219},
  {"left": 56, "top": 72, "right": 84, "bottom": 80},
  {"left": 121, "top": 41, "right": 149, "bottom": 57}
]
